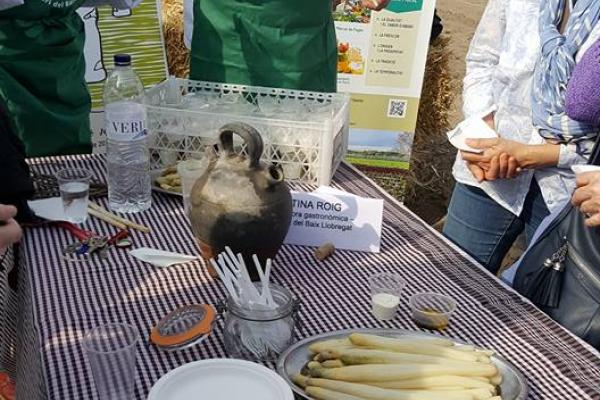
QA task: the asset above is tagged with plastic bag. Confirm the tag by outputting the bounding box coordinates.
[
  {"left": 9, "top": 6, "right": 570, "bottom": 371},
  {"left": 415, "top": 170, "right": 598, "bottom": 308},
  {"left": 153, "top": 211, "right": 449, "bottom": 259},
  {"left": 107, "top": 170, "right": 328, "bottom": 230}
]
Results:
[{"left": 184, "top": 0, "right": 193, "bottom": 49}]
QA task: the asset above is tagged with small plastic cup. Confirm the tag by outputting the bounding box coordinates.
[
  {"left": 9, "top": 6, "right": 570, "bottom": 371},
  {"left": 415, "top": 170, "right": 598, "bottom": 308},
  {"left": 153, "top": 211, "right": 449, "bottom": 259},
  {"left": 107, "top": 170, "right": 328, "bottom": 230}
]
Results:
[
  {"left": 409, "top": 292, "right": 456, "bottom": 330},
  {"left": 369, "top": 273, "right": 406, "bottom": 321},
  {"left": 82, "top": 323, "right": 139, "bottom": 400},
  {"left": 177, "top": 159, "right": 208, "bottom": 216},
  {"left": 55, "top": 168, "right": 92, "bottom": 224}
]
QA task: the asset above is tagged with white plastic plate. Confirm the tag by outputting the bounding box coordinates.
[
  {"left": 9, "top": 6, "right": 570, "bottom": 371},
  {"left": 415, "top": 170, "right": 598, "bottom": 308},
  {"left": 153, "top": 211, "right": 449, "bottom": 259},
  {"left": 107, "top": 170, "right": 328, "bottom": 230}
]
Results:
[
  {"left": 447, "top": 116, "right": 498, "bottom": 153},
  {"left": 147, "top": 359, "right": 294, "bottom": 400}
]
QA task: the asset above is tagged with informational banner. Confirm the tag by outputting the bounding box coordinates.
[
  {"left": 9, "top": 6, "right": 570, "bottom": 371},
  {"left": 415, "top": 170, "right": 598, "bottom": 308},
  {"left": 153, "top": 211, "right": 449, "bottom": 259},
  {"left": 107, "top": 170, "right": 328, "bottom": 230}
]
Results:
[
  {"left": 334, "top": 0, "right": 436, "bottom": 170},
  {"left": 79, "top": 1, "right": 168, "bottom": 153}
]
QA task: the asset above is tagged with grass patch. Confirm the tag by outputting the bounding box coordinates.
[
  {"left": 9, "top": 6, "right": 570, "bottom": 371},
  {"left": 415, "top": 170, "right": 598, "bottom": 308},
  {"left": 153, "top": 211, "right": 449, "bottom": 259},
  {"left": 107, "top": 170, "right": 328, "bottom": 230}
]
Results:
[{"left": 346, "top": 157, "right": 410, "bottom": 170}]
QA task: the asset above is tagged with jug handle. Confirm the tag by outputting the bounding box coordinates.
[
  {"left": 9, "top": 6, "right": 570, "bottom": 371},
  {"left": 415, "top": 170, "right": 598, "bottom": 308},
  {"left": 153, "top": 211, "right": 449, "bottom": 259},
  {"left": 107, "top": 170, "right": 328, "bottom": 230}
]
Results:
[{"left": 219, "top": 123, "right": 264, "bottom": 169}]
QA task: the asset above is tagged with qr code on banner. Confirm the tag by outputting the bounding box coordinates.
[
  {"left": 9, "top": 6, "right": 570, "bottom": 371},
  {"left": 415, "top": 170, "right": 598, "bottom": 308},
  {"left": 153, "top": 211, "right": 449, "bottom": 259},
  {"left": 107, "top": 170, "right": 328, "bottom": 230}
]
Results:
[{"left": 387, "top": 99, "right": 407, "bottom": 119}]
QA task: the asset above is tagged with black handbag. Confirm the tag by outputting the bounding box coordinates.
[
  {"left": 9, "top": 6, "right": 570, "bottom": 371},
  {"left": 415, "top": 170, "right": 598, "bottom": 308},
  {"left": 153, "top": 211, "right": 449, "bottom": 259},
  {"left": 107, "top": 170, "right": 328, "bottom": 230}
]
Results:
[{"left": 513, "top": 138, "right": 600, "bottom": 349}]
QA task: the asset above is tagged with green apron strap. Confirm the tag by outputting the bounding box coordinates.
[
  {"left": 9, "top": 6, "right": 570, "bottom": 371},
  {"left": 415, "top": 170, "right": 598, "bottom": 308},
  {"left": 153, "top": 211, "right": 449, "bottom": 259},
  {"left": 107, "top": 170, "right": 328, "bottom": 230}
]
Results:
[
  {"left": 190, "top": 0, "right": 337, "bottom": 92},
  {"left": 0, "top": 0, "right": 91, "bottom": 157}
]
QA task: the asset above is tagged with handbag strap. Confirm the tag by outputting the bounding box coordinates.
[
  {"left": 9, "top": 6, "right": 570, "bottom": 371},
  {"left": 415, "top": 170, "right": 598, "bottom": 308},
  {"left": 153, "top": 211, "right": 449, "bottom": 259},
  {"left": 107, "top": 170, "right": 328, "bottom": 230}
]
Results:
[{"left": 587, "top": 134, "right": 600, "bottom": 166}]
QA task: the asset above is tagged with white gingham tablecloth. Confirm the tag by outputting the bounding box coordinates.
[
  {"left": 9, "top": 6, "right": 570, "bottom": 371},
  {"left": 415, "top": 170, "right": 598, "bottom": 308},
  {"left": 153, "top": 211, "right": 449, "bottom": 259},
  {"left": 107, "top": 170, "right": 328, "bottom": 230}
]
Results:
[{"left": 12, "top": 155, "right": 600, "bottom": 400}]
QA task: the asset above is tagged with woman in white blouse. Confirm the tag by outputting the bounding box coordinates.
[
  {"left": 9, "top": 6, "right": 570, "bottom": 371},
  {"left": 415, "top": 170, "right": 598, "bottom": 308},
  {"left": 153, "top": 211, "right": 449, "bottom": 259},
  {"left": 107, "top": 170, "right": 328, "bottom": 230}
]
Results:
[{"left": 443, "top": 0, "right": 600, "bottom": 274}]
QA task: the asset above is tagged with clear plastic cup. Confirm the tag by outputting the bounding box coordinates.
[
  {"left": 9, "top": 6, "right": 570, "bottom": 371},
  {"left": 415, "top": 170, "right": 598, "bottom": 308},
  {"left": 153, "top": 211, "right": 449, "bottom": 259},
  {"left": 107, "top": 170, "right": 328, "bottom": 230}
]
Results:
[
  {"left": 177, "top": 159, "right": 208, "bottom": 217},
  {"left": 369, "top": 273, "right": 406, "bottom": 321},
  {"left": 55, "top": 168, "right": 92, "bottom": 224},
  {"left": 82, "top": 323, "right": 139, "bottom": 400},
  {"left": 409, "top": 292, "right": 456, "bottom": 330}
]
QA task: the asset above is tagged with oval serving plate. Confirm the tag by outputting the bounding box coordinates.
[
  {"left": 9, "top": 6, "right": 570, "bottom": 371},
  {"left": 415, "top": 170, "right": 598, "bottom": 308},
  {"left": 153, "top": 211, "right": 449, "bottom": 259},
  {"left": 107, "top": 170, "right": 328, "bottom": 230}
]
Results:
[
  {"left": 151, "top": 169, "right": 183, "bottom": 197},
  {"left": 276, "top": 328, "right": 528, "bottom": 400},
  {"left": 148, "top": 358, "right": 294, "bottom": 400}
]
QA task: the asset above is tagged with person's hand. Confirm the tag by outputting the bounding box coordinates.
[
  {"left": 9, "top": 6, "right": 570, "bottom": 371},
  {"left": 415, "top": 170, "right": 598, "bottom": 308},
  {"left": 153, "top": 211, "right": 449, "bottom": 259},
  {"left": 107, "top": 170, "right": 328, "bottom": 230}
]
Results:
[
  {"left": 572, "top": 171, "right": 600, "bottom": 227},
  {"left": 480, "top": 154, "right": 520, "bottom": 181},
  {"left": 0, "top": 204, "right": 22, "bottom": 251},
  {"left": 462, "top": 137, "right": 525, "bottom": 163},
  {"left": 462, "top": 138, "right": 561, "bottom": 180},
  {"left": 361, "top": 0, "right": 391, "bottom": 11},
  {"left": 460, "top": 138, "right": 524, "bottom": 181},
  {"left": 465, "top": 161, "right": 486, "bottom": 183}
]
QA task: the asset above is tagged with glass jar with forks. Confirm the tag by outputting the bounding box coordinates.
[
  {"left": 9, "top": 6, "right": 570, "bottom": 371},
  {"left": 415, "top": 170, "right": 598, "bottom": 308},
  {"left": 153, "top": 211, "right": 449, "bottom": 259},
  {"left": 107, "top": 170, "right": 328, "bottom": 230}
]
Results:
[{"left": 219, "top": 284, "right": 300, "bottom": 362}]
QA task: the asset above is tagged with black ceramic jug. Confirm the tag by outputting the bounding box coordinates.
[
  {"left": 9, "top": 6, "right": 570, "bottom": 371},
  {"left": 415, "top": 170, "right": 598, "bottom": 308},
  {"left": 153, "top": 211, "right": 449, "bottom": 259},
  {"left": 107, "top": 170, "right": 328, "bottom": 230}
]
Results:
[{"left": 189, "top": 122, "right": 293, "bottom": 280}]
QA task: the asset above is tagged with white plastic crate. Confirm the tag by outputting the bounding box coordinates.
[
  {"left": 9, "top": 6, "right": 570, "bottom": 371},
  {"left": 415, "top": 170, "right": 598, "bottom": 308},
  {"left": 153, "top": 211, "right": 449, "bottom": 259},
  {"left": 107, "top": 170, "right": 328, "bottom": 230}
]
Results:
[{"left": 143, "top": 78, "right": 350, "bottom": 185}]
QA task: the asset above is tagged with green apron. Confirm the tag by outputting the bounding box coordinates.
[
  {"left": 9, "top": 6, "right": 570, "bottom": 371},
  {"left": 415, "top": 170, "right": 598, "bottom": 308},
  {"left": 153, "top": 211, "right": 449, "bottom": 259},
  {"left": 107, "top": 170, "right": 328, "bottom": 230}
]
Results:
[
  {"left": 190, "top": 0, "right": 337, "bottom": 92},
  {"left": 0, "top": 0, "right": 92, "bottom": 157}
]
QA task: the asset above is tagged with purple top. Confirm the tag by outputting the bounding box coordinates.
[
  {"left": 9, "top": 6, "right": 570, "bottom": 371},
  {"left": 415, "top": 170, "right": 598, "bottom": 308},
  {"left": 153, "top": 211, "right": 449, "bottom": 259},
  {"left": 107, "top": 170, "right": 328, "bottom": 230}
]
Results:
[{"left": 566, "top": 39, "right": 600, "bottom": 127}]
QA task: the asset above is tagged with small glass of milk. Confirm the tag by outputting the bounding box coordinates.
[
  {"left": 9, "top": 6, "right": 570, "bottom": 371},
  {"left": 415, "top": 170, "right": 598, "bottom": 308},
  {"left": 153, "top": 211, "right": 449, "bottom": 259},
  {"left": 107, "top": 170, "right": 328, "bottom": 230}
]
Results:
[{"left": 369, "top": 273, "right": 406, "bottom": 321}]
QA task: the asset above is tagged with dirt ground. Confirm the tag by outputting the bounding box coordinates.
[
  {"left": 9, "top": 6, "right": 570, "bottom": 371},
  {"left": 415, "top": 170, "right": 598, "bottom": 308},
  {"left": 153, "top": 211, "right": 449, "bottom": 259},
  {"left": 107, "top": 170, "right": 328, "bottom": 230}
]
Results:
[{"left": 436, "top": 0, "right": 487, "bottom": 127}]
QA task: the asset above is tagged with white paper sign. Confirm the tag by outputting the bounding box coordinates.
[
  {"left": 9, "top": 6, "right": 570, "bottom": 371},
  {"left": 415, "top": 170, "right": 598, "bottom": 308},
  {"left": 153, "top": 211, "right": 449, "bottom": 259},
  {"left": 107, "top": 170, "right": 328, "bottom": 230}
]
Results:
[{"left": 284, "top": 190, "right": 384, "bottom": 253}]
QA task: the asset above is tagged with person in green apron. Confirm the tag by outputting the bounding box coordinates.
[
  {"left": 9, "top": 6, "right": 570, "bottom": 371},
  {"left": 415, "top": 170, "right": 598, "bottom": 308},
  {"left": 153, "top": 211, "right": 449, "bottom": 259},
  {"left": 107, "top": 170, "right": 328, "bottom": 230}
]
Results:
[
  {"left": 0, "top": 0, "right": 92, "bottom": 157},
  {"left": 189, "top": 0, "right": 390, "bottom": 93}
]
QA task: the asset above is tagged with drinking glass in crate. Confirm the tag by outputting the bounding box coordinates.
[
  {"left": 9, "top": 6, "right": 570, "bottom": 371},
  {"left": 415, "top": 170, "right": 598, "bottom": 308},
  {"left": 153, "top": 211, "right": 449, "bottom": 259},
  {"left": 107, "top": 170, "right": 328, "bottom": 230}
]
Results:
[{"left": 220, "top": 284, "right": 300, "bottom": 362}]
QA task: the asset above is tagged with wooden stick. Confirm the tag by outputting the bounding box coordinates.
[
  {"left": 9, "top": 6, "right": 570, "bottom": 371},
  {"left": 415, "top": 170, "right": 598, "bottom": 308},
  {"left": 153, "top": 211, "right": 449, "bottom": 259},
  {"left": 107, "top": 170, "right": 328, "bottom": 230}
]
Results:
[
  {"left": 87, "top": 207, "right": 128, "bottom": 230},
  {"left": 88, "top": 202, "right": 151, "bottom": 233}
]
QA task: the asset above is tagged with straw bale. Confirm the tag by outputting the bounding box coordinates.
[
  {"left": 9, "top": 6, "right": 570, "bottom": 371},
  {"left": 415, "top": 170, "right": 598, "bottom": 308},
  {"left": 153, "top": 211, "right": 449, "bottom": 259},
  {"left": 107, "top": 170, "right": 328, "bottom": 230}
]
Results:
[
  {"left": 162, "top": 0, "right": 190, "bottom": 77},
  {"left": 402, "top": 36, "right": 456, "bottom": 224}
]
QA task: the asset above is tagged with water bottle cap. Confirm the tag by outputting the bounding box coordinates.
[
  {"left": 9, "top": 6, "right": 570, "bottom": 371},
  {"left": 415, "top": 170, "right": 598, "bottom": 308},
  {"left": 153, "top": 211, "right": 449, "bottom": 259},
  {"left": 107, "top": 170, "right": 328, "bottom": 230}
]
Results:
[{"left": 114, "top": 54, "right": 132, "bottom": 66}]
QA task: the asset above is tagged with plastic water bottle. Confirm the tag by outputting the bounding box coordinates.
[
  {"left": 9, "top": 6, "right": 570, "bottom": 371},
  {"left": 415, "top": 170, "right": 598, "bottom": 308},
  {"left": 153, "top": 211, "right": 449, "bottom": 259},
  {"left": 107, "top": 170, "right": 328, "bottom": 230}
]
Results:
[{"left": 103, "top": 54, "right": 151, "bottom": 213}]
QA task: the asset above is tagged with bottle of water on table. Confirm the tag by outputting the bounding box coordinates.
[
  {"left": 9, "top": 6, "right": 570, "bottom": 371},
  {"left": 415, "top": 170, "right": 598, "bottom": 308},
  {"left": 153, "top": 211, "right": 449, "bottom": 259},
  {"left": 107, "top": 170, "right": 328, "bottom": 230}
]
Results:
[{"left": 103, "top": 54, "right": 151, "bottom": 213}]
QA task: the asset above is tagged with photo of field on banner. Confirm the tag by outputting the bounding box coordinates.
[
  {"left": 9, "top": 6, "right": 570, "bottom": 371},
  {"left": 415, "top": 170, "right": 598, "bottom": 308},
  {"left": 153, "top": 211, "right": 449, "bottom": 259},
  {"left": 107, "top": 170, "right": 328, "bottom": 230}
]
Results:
[
  {"left": 80, "top": 0, "right": 168, "bottom": 153},
  {"left": 334, "top": 0, "right": 436, "bottom": 172}
]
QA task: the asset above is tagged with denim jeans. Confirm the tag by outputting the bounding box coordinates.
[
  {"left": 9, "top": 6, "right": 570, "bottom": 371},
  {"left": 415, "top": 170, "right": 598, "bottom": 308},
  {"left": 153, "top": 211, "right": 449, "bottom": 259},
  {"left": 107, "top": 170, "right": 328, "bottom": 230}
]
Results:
[{"left": 443, "top": 181, "right": 550, "bottom": 275}]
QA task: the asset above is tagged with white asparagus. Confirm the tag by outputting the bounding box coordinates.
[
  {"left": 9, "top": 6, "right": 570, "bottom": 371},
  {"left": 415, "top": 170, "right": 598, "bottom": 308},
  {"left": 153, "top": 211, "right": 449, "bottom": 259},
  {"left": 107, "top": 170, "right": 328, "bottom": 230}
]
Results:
[
  {"left": 449, "top": 389, "right": 494, "bottom": 400},
  {"left": 306, "top": 387, "right": 368, "bottom": 400},
  {"left": 389, "top": 335, "right": 456, "bottom": 347},
  {"left": 455, "top": 345, "right": 476, "bottom": 352},
  {"left": 317, "top": 351, "right": 339, "bottom": 362},
  {"left": 310, "top": 363, "right": 498, "bottom": 382},
  {"left": 476, "top": 356, "right": 492, "bottom": 364},
  {"left": 363, "top": 375, "right": 496, "bottom": 392},
  {"left": 293, "top": 374, "right": 309, "bottom": 388},
  {"left": 490, "top": 373, "right": 502, "bottom": 385},
  {"left": 322, "top": 360, "right": 345, "bottom": 368},
  {"left": 310, "top": 339, "right": 354, "bottom": 354},
  {"left": 310, "top": 336, "right": 454, "bottom": 354},
  {"left": 306, "top": 378, "right": 480, "bottom": 400},
  {"left": 426, "top": 387, "right": 472, "bottom": 390},
  {"left": 455, "top": 346, "right": 495, "bottom": 357},
  {"left": 308, "top": 362, "right": 323, "bottom": 370},
  {"left": 334, "top": 348, "right": 491, "bottom": 369},
  {"left": 349, "top": 334, "right": 480, "bottom": 362}
]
